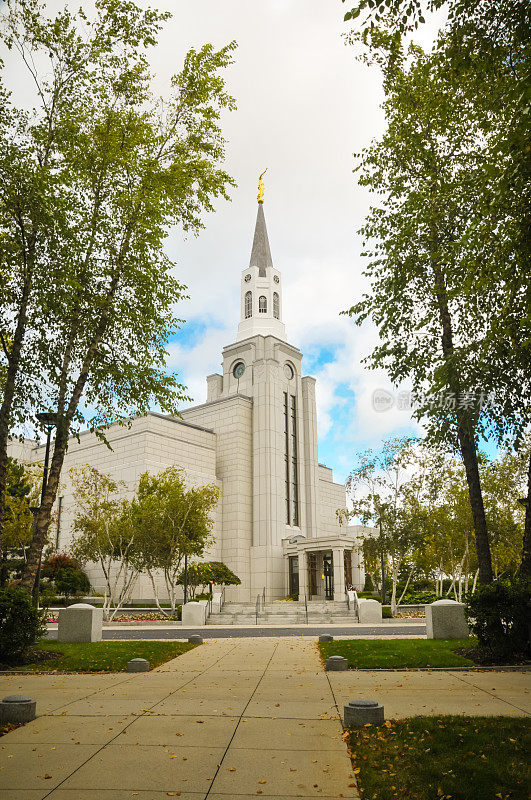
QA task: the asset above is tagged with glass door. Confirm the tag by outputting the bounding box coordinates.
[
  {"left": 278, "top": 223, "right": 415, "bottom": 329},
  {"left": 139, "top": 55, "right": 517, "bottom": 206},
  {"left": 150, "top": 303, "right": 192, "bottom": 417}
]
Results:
[
  {"left": 308, "top": 552, "right": 318, "bottom": 597},
  {"left": 323, "top": 552, "right": 334, "bottom": 600},
  {"left": 288, "top": 556, "right": 299, "bottom": 598}
]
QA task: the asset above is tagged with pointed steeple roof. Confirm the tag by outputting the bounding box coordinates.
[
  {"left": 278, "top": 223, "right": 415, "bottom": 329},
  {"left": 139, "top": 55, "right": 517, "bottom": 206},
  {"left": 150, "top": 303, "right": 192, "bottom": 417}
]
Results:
[{"left": 249, "top": 203, "right": 273, "bottom": 276}]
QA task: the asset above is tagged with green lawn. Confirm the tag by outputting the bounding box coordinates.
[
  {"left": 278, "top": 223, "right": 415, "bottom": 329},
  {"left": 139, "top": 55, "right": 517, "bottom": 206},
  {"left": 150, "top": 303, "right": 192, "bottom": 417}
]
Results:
[
  {"left": 5, "top": 639, "right": 197, "bottom": 672},
  {"left": 319, "top": 638, "right": 476, "bottom": 669},
  {"left": 348, "top": 715, "right": 530, "bottom": 800}
]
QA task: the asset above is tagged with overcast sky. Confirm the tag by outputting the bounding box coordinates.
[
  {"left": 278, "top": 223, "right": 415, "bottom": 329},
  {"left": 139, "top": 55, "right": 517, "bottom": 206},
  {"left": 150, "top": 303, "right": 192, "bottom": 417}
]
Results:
[{"left": 3, "top": 1, "right": 447, "bottom": 481}]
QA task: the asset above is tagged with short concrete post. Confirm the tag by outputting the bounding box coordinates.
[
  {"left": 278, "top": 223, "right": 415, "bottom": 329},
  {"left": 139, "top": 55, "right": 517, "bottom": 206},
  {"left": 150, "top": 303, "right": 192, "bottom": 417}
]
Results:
[
  {"left": 188, "top": 635, "right": 203, "bottom": 644},
  {"left": 57, "top": 603, "right": 103, "bottom": 642},
  {"left": 181, "top": 600, "right": 208, "bottom": 627},
  {"left": 357, "top": 599, "right": 382, "bottom": 623},
  {"left": 319, "top": 634, "right": 334, "bottom": 642},
  {"left": 344, "top": 699, "right": 384, "bottom": 727},
  {"left": 0, "top": 695, "right": 36, "bottom": 724},
  {"left": 325, "top": 655, "right": 348, "bottom": 671},
  {"left": 127, "top": 658, "right": 150, "bottom": 672},
  {"left": 425, "top": 599, "right": 469, "bottom": 639}
]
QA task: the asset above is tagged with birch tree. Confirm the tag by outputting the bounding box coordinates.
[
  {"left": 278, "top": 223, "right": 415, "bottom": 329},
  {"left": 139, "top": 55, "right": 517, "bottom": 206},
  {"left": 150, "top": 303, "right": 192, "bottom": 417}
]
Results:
[
  {"left": 69, "top": 465, "right": 139, "bottom": 621},
  {"left": 343, "top": 3, "right": 530, "bottom": 582},
  {"left": 0, "top": 1, "right": 236, "bottom": 593},
  {"left": 132, "top": 466, "right": 219, "bottom": 616}
]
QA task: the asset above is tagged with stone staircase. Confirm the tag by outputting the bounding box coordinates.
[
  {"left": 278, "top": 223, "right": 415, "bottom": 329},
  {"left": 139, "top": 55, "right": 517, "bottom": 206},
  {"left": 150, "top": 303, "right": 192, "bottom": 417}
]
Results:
[{"left": 206, "top": 599, "right": 358, "bottom": 626}]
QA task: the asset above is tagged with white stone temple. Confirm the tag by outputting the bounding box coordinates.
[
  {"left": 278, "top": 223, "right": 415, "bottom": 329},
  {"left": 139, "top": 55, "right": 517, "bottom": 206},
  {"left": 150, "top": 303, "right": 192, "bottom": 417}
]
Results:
[{"left": 10, "top": 197, "right": 372, "bottom": 604}]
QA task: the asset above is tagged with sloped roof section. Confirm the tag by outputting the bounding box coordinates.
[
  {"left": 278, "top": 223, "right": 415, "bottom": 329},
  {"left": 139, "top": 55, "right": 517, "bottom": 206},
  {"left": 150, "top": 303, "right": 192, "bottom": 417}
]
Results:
[{"left": 249, "top": 203, "right": 273, "bottom": 276}]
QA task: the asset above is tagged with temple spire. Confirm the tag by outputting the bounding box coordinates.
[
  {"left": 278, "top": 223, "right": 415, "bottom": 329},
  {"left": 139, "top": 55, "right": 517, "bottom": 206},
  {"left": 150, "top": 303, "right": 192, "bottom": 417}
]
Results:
[{"left": 249, "top": 202, "right": 273, "bottom": 276}]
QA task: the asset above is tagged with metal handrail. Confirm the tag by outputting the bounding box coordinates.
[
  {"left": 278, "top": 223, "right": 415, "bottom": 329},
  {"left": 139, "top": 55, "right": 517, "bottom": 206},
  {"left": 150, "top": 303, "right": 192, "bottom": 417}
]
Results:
[
  {"left": 345, "top": 591, "right": 350, "bottom": 612},
  {"left": 255, "top": 593, "right": 261, "bottom": 625},
  {"left": 262, "top": 586, "right": 266, "bottom": 609},
  {"left": 304, "top": 591, "right": 308, "bottom": 624},
  {"left": 220, "top": 585, "right": 226, "bottom": 609}
]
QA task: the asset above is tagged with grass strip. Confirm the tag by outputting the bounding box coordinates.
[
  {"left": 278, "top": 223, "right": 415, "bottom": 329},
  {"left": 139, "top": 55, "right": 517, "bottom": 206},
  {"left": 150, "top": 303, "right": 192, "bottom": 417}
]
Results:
[
  {"left": 4, "top": 639, "right": 197, "bottom": 672},
  {"left": 319, "top": 638, "right": 475, "bottom": 669},
  {"left": 347, "top": 715, "right": 530, "bottom": 800}
]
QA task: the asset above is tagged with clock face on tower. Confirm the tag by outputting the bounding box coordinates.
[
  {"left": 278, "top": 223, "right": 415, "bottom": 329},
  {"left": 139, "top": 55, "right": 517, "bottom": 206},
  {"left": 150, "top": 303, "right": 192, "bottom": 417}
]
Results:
[
  {"left": 233, "top": 362, "right": 245, "bottom": 379},
  {"left": 284, "top": 363, "right": 294, "bottom": 380}
]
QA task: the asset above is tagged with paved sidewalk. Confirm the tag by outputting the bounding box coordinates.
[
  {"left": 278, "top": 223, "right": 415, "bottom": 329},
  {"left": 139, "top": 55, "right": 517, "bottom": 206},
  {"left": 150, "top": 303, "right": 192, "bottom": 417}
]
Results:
[
  {"left": 328, "top": 667, "right": 531, "bottom": 719},
  {"left": 0, "top": 638, "right": 529, "bottom": 800},
  {"left": 0, "top": 637, "right": 358, "bottom": 800}
]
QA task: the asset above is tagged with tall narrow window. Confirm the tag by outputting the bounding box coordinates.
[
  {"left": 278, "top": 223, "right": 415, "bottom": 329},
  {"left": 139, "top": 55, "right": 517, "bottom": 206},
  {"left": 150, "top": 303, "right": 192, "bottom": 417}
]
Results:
[
  {"left": 259, "top": 295, "right": 267, "bottom": 313},
  {"left": 284, "top": 392, "right": 290, "bottom": 524},
  {"left": 245, "top": 291, "right": 252, "bottom": 318},
  {"left": 290, "top": 395, "right": 299, "bottom": 525},
  {"left": 273, "top": 292, "right": 279, "bottom": 319},
  {"left": 284, "top": 392, "right": 299, "bottom": 526}
]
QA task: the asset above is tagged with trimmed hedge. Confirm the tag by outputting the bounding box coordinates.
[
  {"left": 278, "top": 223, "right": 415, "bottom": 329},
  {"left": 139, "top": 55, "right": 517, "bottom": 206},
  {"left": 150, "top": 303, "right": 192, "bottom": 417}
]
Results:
[{"left": 0, "top": 586, "right": 46, "bottom": 662}]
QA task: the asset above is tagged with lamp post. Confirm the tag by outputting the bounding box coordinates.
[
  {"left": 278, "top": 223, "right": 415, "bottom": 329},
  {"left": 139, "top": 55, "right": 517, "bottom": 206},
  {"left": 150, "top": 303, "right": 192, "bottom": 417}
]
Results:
[
  {"left": 32, "top": 411, "right": 57, "bottom": 605},
  {"left": 183, "top": 553, "right": 188, "bottom": 606}
]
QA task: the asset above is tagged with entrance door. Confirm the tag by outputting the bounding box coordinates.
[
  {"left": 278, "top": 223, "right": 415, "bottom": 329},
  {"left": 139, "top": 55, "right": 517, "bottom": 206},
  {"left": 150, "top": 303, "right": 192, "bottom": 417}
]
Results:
[
  {"left": 307, "top": 552, "right": 318, "bottom": 598},
  {"left": 323, "top": 552, "right": 334, "bottom": 600},
  {"left": 288, "top": 556, "right": 299, "bottom": 598}
]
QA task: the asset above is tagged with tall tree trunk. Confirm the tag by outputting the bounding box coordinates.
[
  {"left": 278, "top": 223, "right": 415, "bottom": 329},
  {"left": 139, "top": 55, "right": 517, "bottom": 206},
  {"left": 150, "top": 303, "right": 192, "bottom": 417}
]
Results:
[
  {"left": 0, "top": 263, "right": 34, "bottom": 566},
  {"left": 429, "top": 242, "right": 493, "bottom": 584},
  {"left": 455, "top": 424, "right": 493, "bottom": 583},
  {"left": 518, "top": 450, "right": 531, "bottom": 578},
  {"left": 20, "top": 267, "right": 121, "bottom": 591}
]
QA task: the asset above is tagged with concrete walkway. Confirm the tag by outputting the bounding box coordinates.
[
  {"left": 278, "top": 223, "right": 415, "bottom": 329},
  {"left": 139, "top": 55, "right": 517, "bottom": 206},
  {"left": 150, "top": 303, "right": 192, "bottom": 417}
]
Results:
[
  {"left": 0, "top": 637, "right": 358, "bottom": 800},
  {"left": 0, "top": 637, "right": 529, "bottom": 800}
]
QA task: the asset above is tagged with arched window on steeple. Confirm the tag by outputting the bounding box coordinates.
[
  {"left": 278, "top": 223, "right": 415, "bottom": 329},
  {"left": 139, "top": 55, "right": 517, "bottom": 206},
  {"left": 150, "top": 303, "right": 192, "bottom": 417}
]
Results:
[
  {"left": 259, "top": 295, "right": 267, "bottom": 314},
  {"left": 273, "top": 292, "right": 279, "bottom": 319},
  {"left": 245, "top": 291, "right": 252, "bottom": 318}
]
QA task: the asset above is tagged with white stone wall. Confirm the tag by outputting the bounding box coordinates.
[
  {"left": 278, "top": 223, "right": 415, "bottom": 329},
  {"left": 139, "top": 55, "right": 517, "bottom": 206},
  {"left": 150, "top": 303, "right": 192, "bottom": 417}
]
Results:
[
  {"left": 181, "top": 395, "right": 253, "bottom": 601},
  {"left": 9, "top": 414, "right": 223, "bottom": 600},
  {"left": 317, "top": 464, "right": 347, "bottom": 537}
]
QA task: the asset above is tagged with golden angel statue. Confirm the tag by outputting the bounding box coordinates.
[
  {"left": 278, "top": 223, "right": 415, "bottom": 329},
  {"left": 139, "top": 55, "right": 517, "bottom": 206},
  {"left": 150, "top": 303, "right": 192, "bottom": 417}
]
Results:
[{"left": 257, "top": 169, "right": 267, "bottom": 203}]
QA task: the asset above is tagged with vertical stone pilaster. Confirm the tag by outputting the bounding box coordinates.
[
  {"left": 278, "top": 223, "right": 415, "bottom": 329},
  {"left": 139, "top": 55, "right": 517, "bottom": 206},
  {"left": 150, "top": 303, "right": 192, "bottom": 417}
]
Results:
[
  {"left": 332, "top": 547, "right": 346, "bottom": 601},
  {"left": 301, "top": 376, "right": 319, "bottom": 540},
  {"left": 298, "top": 549, "right": 308, "bottom": 600},
  {"left": 206, "top": 374, "right": 223, "bottom": 402}
]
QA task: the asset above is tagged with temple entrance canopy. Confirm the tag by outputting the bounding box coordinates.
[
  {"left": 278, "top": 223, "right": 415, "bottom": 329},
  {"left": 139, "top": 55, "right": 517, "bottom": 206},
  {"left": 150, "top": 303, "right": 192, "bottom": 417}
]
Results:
[{"left": 282, "top": 533, "right": 364, "bottom": 601}]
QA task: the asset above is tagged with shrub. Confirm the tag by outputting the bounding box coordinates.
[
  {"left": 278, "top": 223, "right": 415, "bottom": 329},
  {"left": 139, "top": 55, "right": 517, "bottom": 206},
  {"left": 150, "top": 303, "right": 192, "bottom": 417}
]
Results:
[
  {"left": 402, "top": 591, "right": 439, "bottom": 605},
  {"left": 176, "top": 561, "right": 241, "bottom": 598},
  {"left": 465, "top": 578, "right": 530, "bottom": 658},
  {"left": 0, "top": 586, "right": 46, "bottom": 662},
  {"left": 55, "top": 568, "right": 91, "bottom": 601},
  {"left": 382, "top": 606, "right": 393, "bottom": 618},
  {"left": 42, "top": 552, "right": 81, "bottom": 580},
  {"left": 363, "top": 574, "right": 374, "bottom": 592}
]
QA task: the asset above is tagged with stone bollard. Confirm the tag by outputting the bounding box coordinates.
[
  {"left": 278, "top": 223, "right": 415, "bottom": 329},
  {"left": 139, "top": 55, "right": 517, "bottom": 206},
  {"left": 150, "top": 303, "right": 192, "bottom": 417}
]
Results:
[
  {"left": 0, "top": 695, "right": 36, "bottom": 724},
  {"left": 188, "top": 635, "right": 203, "bottom": 644},
  {"left": 127, "top": 658, "right": 150, "bottom": 672},
  {"left": 319, "top": 634, "right": 334, "bottom": 642},
  {"left": 357, "top": 599, "right": 382, "bottom": 623},
  {"left": 57, "top": 603, "right": 103, "bottom": 642},
  {"left": 344, "top": 698, "right": 384, "bottom": 727},
  {"left": 425, "top": 599, "right": 469, "bottom": 639},
  {"left": 181, "top": 600, "right": 208, "bottom": 627},
  {"left": 325, "top": 655, "right": 348, "bottom": 671}
]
